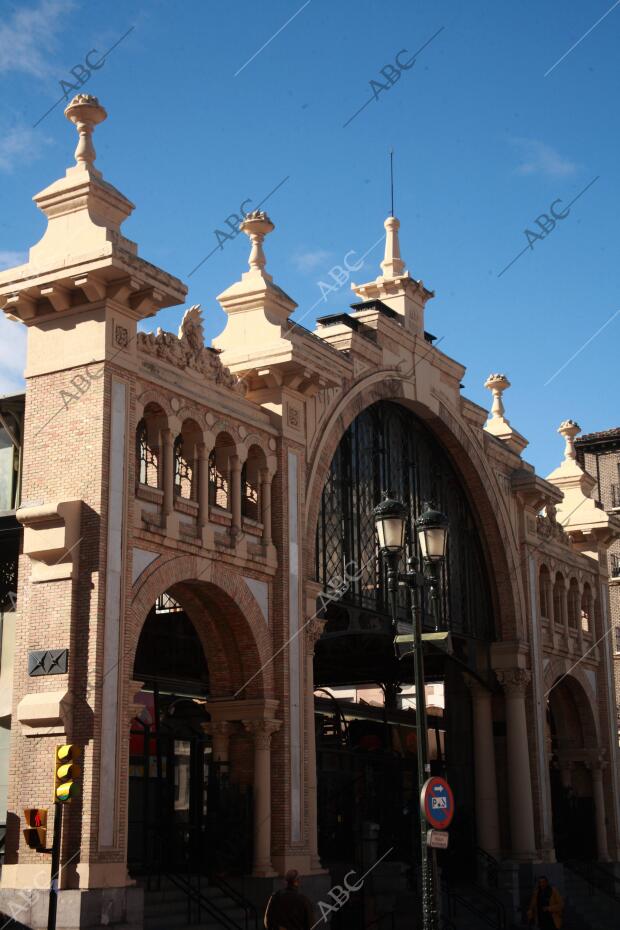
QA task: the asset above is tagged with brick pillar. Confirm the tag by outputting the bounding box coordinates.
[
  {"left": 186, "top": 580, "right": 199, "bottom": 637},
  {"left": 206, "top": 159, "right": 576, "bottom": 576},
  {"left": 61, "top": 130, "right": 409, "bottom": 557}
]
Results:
[
  {"left": 260, "top": 468, "right": 272, "bottom": 547},
  {"left": 230, "top": 455, "right": 242, "bottom": 538}
]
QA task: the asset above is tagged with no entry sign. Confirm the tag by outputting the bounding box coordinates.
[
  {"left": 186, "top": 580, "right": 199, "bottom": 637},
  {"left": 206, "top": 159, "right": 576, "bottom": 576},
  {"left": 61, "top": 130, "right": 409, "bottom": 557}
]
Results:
[{"left": 420, "top": 776, "right": 454, "bottom": 830}]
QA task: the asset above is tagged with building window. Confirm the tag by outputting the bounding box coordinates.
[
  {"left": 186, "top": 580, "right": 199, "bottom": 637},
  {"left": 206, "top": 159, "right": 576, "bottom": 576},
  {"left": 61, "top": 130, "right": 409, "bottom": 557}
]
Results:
[
  {"left": 209, "top": 432, "right": 234, "bottom": 510},
  {"left": 155, "top": 593, "right": 183, "bottom": 614},
  {"left": 174, "top": 435, "right": 194, "bottom": 500},
  {"left": 539, "top": 565, "right": 552, "bottom": 620},
  {"left": 136, "top": 418, "right": 159, "bottom": 487},
  {"left": 553, "top": 574, "right": 565, "bottom": 627},
  {"left": 614, "top": 625, "right": 620, "bottom": 654},
  {"left": 241, "top": 444, "right": 266, "bottom": 522},
  {"left": 611, "top": 554, "right": 620, "bottom": 578},
  {"left": 581, "top": 583, "right": 592, "bottom": 634},
  {"left": 567, "top": 578, "right": 580, "bottom": 631}
]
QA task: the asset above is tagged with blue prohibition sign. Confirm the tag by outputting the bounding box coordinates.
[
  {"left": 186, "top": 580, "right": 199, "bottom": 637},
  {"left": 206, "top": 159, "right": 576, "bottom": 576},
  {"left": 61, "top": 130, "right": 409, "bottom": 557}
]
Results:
[{"left": 420, "top": 776, "right": 455, "bottom": 830}]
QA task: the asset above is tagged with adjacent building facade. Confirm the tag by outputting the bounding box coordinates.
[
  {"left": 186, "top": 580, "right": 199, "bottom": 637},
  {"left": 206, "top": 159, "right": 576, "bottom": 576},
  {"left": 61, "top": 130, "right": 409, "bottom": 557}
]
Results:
[
  {"left": 576, "top": 428, "right": 620, "bottom": 719},
  {"left": 0, "top": 94, "right": 618, "bottom": 929}
]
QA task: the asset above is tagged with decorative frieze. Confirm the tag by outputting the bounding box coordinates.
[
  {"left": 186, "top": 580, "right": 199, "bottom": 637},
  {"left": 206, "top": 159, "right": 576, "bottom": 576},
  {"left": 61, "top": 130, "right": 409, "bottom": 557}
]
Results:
[{"left": 138, "top": 305, "right": 246, "bottom": 393}]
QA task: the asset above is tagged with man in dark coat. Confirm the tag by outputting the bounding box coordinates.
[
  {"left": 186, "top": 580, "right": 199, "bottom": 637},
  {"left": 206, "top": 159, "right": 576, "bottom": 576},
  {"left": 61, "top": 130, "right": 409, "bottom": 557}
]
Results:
[{"left": 264, "top": 870, "right": 315, "bottom": 930}]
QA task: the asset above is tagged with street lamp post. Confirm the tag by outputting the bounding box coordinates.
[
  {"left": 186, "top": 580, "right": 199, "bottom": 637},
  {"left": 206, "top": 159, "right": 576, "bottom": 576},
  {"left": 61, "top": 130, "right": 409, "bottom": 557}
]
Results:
[{"left": 374, "top": 495, "right": 449, "bottom": 930}]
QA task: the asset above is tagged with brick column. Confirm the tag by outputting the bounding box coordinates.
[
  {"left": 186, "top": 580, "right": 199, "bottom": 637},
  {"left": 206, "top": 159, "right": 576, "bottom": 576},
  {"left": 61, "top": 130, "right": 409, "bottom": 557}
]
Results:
[
  {"left": 196, "top": 442, "right": 209, "bottom": 529},
  {"left": 497, "top": 669, "right": 537, "bottom": 860},
  {"left": 260, "top": 468, "right": 272, "bottom": 547},
  {"left": 230, "top": 454, "right": 242, "bottom": 538},
  {"left": 243, "top": 719, "right": 281, "bottom": 876},
  {"left": 161, "top": 428, "right": 174, "bottom": 519},
  {"left": 305, "top": 618, "right": 325, "bottom": 870}
]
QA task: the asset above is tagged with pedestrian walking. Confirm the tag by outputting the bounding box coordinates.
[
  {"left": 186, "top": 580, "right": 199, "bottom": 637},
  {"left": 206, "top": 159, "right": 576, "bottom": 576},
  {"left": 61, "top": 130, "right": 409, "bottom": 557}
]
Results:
[
  {"left": 527, "top": 875, "right": 564, "bottom": 929},
  {"left": 264, "top": 869, "right": 315, "bottom": 930}
]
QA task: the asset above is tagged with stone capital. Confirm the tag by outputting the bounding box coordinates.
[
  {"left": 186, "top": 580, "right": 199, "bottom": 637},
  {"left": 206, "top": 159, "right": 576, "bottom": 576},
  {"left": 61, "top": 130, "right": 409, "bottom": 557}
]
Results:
[
  {"left": 202, "top": 720, "right": 235, "bottom": 739},
  {"left": 464, "top": 676, "right": 492, "bottom": 703},
  {"left": 242, "top": 718, "right": 281, "bottom": 749},
  {"left": 304, "top": 616, "right": 326, "bottom": 654},
  {"left": 496, "top": 668, "right": 531, "bottom": 697}
]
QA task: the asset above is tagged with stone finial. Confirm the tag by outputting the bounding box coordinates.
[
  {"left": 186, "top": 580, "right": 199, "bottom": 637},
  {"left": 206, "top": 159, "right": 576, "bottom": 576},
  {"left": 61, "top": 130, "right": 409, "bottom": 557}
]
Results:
[
  {"left": 484, "top": 373, "right": 511, "bottom": 421},
  {"left": 558, "top": 419, "right": 581, "bottom": 462},
  {"left": 64, "top": 94, "right": 107, "bottom": 171},
  {"left": 240, "top": 210, "right": 274, "bottom": 273},
  {"left": 380, "top": 215, "right": 406, "bottom": 278}
]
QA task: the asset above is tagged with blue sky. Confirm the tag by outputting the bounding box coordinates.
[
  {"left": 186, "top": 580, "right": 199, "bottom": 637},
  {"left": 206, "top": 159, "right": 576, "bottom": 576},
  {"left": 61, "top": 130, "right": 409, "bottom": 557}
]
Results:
[{"left": 0, "top": 0, "right": 618, "bottom": 475}]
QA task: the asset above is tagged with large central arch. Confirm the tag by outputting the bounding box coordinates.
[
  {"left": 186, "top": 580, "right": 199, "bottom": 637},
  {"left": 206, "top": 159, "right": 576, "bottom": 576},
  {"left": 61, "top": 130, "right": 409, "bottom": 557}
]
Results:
[{"left": 304, "top": 375, "right": 524, "bottom": 642}]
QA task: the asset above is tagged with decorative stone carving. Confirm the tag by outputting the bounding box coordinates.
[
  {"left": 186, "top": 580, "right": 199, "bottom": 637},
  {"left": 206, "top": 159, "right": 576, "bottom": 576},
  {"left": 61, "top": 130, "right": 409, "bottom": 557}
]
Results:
[
  {"left": 242, "top": 718, "right": 281, "bottom": 749},
  {"left": 558, "top": 419, "right": 580, "bottom": 462},
  {"left": 497, "top": 668, "right": 532, "bottom": 696},
  {"left": 137, "top": 305, "right": 246, "bottom": 393},
  {"left": 536, "top": 502, "right": 568, "bottom": 544},
  {"left": 304, "top": 617, "right": 326, "bottom": 653},
  {"left": 484, "top": 373, "right": 511, "bottom": 421},
  {"left": 64, "top": 93, "right": 107, "bottom": 170},
  {"left": 287, "top": 404, "right": 300, "bottom": 427},
  {"left": 115, "top": 325, "right": 129, "bottom": 348},
  {"left": 240, "top": 211, "right": 274, "bottom": 273}
]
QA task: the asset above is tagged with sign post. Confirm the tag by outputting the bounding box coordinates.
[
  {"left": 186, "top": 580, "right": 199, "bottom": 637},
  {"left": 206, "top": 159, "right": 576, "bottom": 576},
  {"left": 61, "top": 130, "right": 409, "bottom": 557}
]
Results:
[{"left": 420, "top": 776, "right": 455, "bottom": 832}]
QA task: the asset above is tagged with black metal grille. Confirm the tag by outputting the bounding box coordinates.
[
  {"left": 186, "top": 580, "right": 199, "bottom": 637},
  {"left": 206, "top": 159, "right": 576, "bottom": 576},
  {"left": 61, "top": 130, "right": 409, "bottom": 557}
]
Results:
[{"left": 315, "top": 401, "right": 494, "bottom": 640}]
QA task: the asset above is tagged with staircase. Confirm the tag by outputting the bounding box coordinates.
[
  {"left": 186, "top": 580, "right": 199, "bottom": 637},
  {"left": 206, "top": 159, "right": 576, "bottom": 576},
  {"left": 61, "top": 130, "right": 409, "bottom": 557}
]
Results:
[
  {"left": 562, "top": 863, "right": 620, "bottom": 930},
  {"left": 142, "top": 875, "right": 258, "bottom": 930}
]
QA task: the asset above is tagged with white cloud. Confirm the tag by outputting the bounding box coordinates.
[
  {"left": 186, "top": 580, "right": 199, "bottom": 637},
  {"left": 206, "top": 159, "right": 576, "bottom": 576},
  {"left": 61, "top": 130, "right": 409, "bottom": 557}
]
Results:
[
  {"left": 292, "top": 249, "right": 332, "bottom": 273},
  {"left": 0, "top": 0, "right": 75, "bottom": 79},
  {"left": 0, "top": 316, "right": 26, "bottom": 396},
  {"left": 0, "top": 124, "right": 52, "bottom": 173},
  {"left": 513, "top": 139, "right": 578, "bottom": 178}
]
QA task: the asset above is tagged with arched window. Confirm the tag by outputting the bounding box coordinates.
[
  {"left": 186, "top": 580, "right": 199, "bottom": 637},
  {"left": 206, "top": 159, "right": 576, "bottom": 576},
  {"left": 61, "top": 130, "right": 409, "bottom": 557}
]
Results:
[
  {"left": 209, "top": 432, "right": 234, "bottom": 510},
  {"left": 315, "top": 399, "right": 494, "bottom": 639},
  {"left": 553, "top": 573, "right": 565, "bottom": 627},
  {"left": 539, "top": 565, "right": 552, "bottom": 620},
  {"left": 581, "top": 583, "right": 592, "bottom": 634},
  {"left": 567, "top": 578, "right": 580, "bottom": 630},
  {"left": 174, "top": 435, "right": 193, "bottom": 499},
  {"left": 136, "top": 416, "right": 159, "bottom": 488},
  {"left": 173, "top": 419, "right": 202, "bottom": 502},
  {"left": 242, "top": 444, "right": 266, "bottom": 521}
]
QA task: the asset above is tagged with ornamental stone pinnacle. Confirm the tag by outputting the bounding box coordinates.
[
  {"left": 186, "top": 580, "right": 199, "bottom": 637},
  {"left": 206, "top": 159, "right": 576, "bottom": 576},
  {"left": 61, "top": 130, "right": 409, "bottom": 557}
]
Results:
[
  {"left": 558, "top": 419, "right": 581, "bottom": 462},
  {"left": 240, "top": 210, "right": 275, "bottom": 274},
  {"left": 64, "top": 93, "right": 107, "bottom": 172},
  {"left": 484, "top": 373, "right": 511, "bottom": 421},
  {"left": 380, "top": 215, "right": 406, "bottom": 278}
]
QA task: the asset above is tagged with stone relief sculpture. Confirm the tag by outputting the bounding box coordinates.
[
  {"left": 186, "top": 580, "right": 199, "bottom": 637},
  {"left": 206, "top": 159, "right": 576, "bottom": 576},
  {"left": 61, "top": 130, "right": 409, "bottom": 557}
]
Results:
[{"left": 137, "top": 305, "right": 246, "bottom": 393}]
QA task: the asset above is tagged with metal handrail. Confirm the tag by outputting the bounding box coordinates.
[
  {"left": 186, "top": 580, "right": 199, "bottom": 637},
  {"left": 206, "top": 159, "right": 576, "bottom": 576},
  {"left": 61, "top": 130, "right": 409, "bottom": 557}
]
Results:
[
  {"left": 475, "top": 846, "right": 501, "bottom": 889},
  {"left": 167, "top": 870, "right": 244, "bottom": 930},
  {"left": 210, "top": 872, "right": 258, "bottom": 930},
  {"left": 565, "top": 859, "right": 620, "bottom": 902},
  {"left": 444, "top": 878, "right": 507, "bottom": 930}
]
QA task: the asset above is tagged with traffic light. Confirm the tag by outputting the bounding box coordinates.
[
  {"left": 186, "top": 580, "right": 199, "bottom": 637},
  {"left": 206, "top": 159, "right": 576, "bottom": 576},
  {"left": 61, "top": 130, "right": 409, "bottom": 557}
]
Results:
[
  {"left": 23, "top": 808, "right": 47, "bottom": 850},
  {"left": 54, "top": 744, "right": 81, "bottom": 802}
]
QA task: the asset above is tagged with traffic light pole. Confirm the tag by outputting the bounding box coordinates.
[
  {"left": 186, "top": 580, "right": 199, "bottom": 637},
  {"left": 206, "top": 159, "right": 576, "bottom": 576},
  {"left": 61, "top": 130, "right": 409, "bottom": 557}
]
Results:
[{"left": 47, "top": 800, "right": 63, "bottom": 930}]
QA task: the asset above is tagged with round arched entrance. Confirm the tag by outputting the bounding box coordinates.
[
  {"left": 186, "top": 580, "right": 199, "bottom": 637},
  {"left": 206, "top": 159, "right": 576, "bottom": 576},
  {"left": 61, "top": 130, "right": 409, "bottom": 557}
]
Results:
[
  {"left": 547, "top": 674, "right": 599, "bottom": 861},
  {"left": 126, "top": 560, "right": 272, "bottom": 879},
  {"left": 312, "top": 399, "right": 498, "bottom": 879}
]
